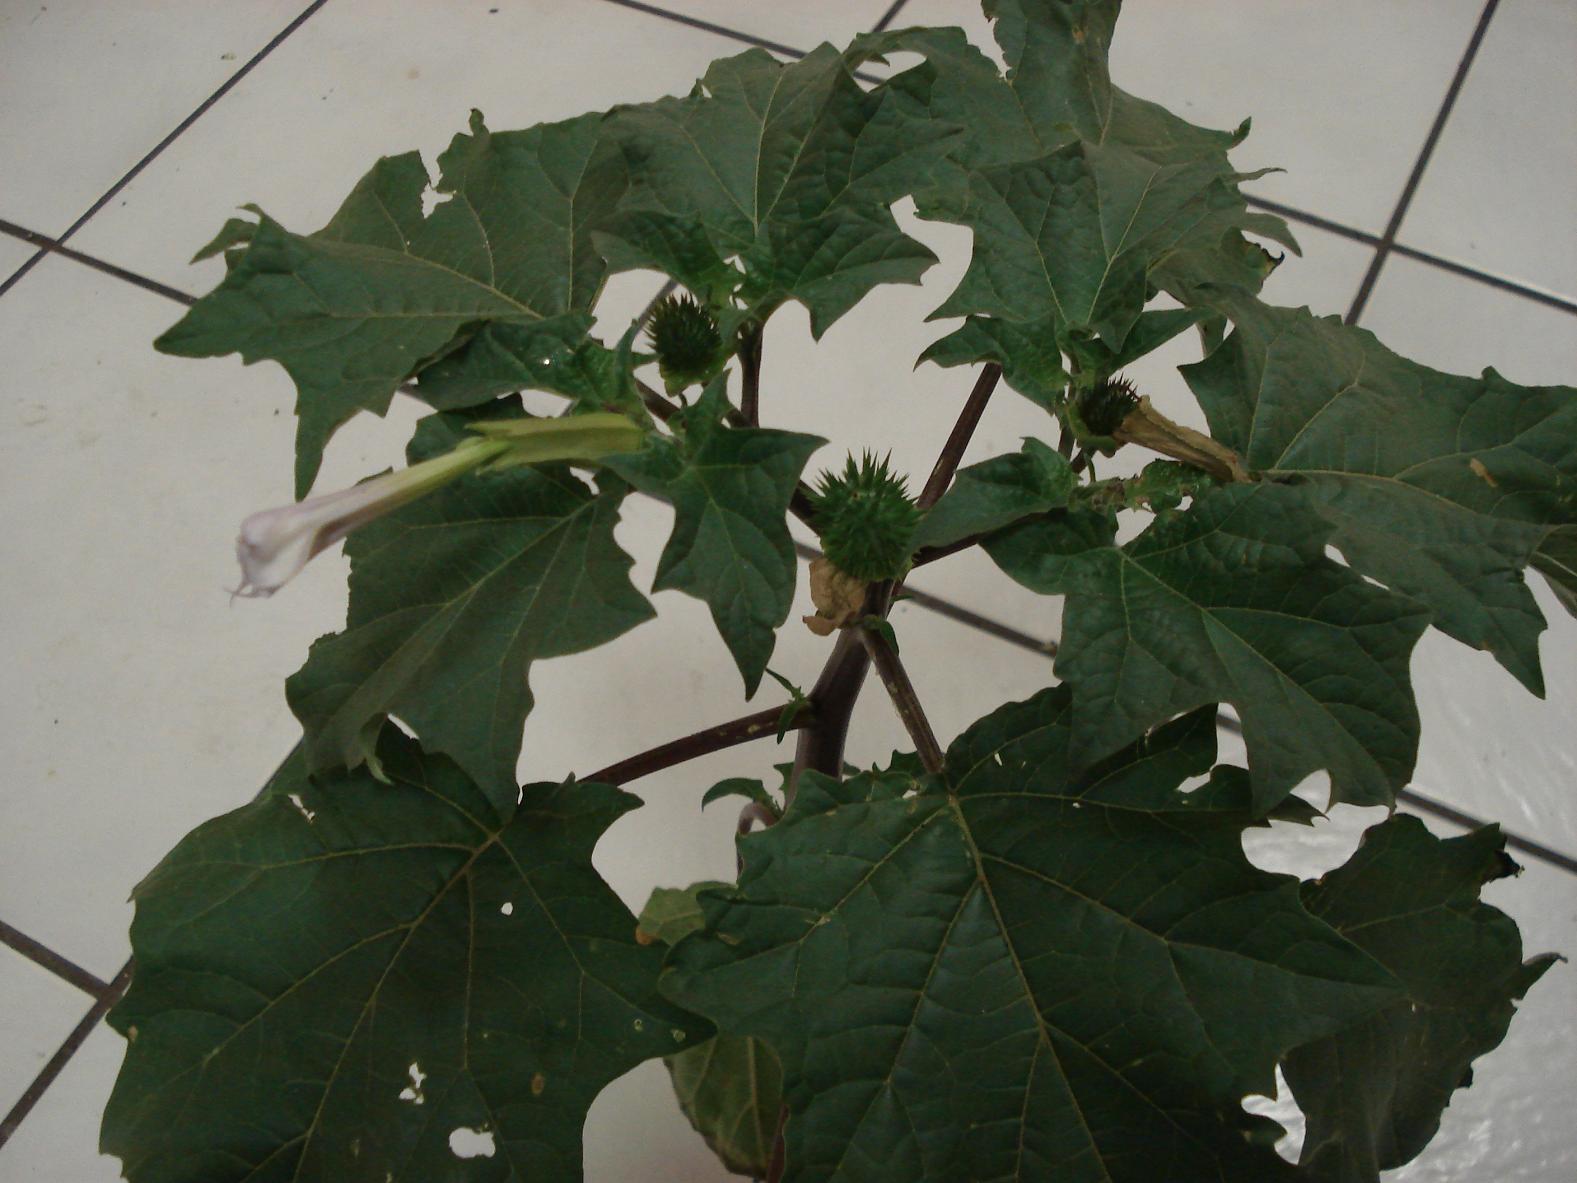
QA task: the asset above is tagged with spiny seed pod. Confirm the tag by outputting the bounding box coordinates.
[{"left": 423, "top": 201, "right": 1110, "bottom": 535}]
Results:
[
  {"left": 811, "top": 452, "right": 922, "bottom": 581},
  {"left": 646, "top": 294, "right": 721, "bottom": 382},
  {"left": 1078, "top": 375, "right": 1141, "bottom": 437}
]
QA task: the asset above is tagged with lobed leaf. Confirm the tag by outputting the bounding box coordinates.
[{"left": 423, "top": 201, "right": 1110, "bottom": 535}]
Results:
[
  {"left": 857, "top": 0, "right": 1292, "bottom": 378},
  {"left": 158, "top": 112, "right": 625, "bottom": 496},
  {"left": 662, "top": 686, "right": 1404, "bottom": 1181},
  {"left": 605, "top": 384, "right": 824, "bottom": 694},
  {"left": 1183, "top": 296, "right": 1577, "bottom": 695},
  {"left": 287, "top": 406, "right": 653, "bottom": 801},
  {"left": 102, "top": 735, "right": 706, "bottom": 1183},
  {"left": 985, "top": 485, "right": 1430, "bottom": 811},
  {"left": 1282, "top": 817, "right": 1557, "bottom": 1182},
  {"left": 603, "top": 45, "right": 962, "bottom": 335}
]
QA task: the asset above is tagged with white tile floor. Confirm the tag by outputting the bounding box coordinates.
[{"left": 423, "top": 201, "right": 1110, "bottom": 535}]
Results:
[{"left": 1, "top": 2, "right": 1573, "bottom": 1180}]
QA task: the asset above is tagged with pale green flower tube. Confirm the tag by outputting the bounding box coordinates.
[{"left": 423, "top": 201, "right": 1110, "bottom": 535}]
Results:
[{"left": 234, "top": 413, "right": 645, "bottom": 597}]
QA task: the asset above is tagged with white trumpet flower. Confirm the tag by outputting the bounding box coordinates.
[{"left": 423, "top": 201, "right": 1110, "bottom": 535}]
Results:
[{"left": 233, "top": 413, "right": 644, "bottom": 597}]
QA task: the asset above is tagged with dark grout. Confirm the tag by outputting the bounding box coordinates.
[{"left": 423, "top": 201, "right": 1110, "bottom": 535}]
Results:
[
  {"left": 1244, "top": 195, "right": 1577, "bottom": 318},
  {"left": 1245, "top": 194, "right": 1382, "bottom": 248},
  {"left": 1386, "top": 241, "right": 1577, "bottom": 316},
  {"left": 1346, "top": 0, "right": 1501, "bottom": 325},
  {"left": 593, "top": 0, "right": 807, "bottom": 58},
  {"left": 0, "top": 218, "right": 196, "bottom": 307},
  {"left": 0, "top": 0, "right": 329, "bottom": 302},
  {"left": 0, "top": 919, "right": 110, "bottom": 999},
  {"left": 0, "top": 961, "right": 131, "bottom": 1150},
  {"left": 870, "top": 0, "right": 912, "bottom": 34}
]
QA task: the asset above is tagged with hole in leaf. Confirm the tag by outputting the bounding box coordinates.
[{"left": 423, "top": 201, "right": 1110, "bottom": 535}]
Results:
[
  {"left": 448, "top": 1126, "right": 496, "bottom": 1159},
  {"left": 287, "top": 793, "right": 316, "bottom": 823},
  {"left": 398, "top": 1061, "right": 426, "bottom": 1105},
  {"left": 1242, "top": 1067, "right": 1306, "bottom": 1164},
  {"left": 499, "top": 901, "right": 514, "bottom": 916}
]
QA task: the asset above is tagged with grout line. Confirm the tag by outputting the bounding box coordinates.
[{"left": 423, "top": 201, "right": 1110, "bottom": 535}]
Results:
[
  {"left": 1398, "top": 790, "right": 1577, "bottom": 875},
  {"left": 593, "top": 0, "right": 807, "bottom": 58},
  {"left": 1244, "top": 194, "right": 1381, "bottom": 248},
  {"left": 0, "top": 0, "right": 329, "bottom": 301},
  {"left": 870, "top": 0, "right": 912, "bottom": 34},
  {"left": 1244, "top": 196, "right": 1577, "bottom": 317},
  {"left": 0, "top": 961, "right": 131, "bottom": 1150},
  {"left": 0, "top": 218, "right": 196, "bottom": 306},
  {"left": 1345, "top": 0, "right": 1500, "bottom": 325},
  {"left": 0, "top": 920, "right": 111, "bottom": 1000},
  {"left": 1385, "top": 242, "right": 1577, "bottom": 316}
]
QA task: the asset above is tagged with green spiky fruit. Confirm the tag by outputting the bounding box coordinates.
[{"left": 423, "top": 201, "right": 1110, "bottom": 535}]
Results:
[
  {"left": 646, "top": 294, "right": 722, "bottom": 388},
  {"left": 811, "top": 453, "right": 922, "bottom": 581},
  {"left": 1077, "top": 374, "right": 1141, "bottom": 437}
]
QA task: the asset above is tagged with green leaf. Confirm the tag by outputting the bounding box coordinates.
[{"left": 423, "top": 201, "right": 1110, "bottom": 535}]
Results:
[
  {"left": 858, "top": 2, "right": 1292, "bottom": 354},
  {"left": 985, "top": 485, "right": 1430, "bottom": 810},
  {"left": 604, "top": 384, "right": 824, "bottom": 694},
  {"left": 1532, "top": 525, "right": 1577, "bottom": 619},
  {"left": 287, "top": 406, "right": 653, "bottom": 802},
  {"left": 917, "top": 315, "right": 1069, "bottom": 411},
  {"left": 701, "top": 777, "right": 780, "bottom": 814},
  {"left": 929, "top": 140, "right": 1274, "bottom": 349},
  {"left": 913, "top": 438, "right": 1073, "bottom": 548},
  {"left": 1281, "top": 817, "right": 1557, "bottom": 1182},
  {"left": 662, "top": 687, "right": 1402, "bottom": 1182},
  {"left": 416, "top": 317, "right": 642, "bottom": 417},
  {"left": 102, "top": 734, "right": 706, "bottom": 1183},
  {"left": 158, "top": 112, "right": 625, "bottom": 496},
  {"left": 1183, "top": 298, "right": 1577, "bottom": 695},
  {"left": 639, "top": 884, "right": 784, "bottom": 1178},
  {"left": 603, "top": 45, "right": 961, "bottom": 335}
]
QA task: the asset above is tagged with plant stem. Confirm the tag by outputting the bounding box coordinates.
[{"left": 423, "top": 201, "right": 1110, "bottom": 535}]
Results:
[
  {"left": 858, "top": 626, "right": 944, "bottom": 773},
  {"left": 917, "top": 363, "right": 1001, "bottom": 509},
  {"left": 584, "top": 703, "right": 813, "bottom": 786},
  {"left": 786, "top": 582, "right": 894, "bottom": 803},
  {"left": 739, "top": 322, "right": 764, "bottom": 427}
]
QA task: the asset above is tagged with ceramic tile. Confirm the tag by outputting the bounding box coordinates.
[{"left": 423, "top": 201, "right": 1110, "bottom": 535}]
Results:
[
  {"left": 1362, "top": 254, "right": 1577, "bottom": 389},
  {"left": 72, "top": 0, "right": 816, "bottom": 294},
  {"left": 0, "top": 254, "right": 672, "bottom": 982},
  {"left": 1398, "top": 2, "right": 1577, "bottom": 300},
  {"left": 0, "top": 0, "right": 305, "bottom": 239},
  {"left": 0, "top": 233, "right": 39, "bottom": 281},
  {"left": 0, "top": 1021, "right": 123, "bottom": 1181},
  {"left": 894, "top": 0, "right": 1483, "bottom": 234},
  {"left": 618, "top": 0, "right": 901, "bottom": 51},
  {"left": 1355, "top": 256, "right": 1577, "bottom": 856},
  {"left": 0, "top": 256, "right": 338, "bottom": 979},
  {"left": 0, "top": 947, "right": 92, "bottom": 1115}
]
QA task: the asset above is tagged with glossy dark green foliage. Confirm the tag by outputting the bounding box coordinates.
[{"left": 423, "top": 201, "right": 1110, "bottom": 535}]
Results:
[
  {"left": 102, "top": 735, "right": 707, "bottom": 1182},
  {"left": 985, "top": 485, "right": 1431, "bottom": 812},
  {"left": 1282, "top": 819, "right": 1557, "bottom": 1182},
  {"left": 1183, "top": 296, "right": 1577, "bottom": 696},
  {"left": 605, "top": 383, "right": 823, "bottom": 692},
  {"left": 122, "top": 1, "right": 1571, "bottom": 1180},
  {"left": 662, "top": 688, "right": 1407, "bottom": 1182}
]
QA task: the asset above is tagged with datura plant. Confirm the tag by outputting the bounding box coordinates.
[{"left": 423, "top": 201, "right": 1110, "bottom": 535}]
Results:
[{"left": 101, "top": 3, "right": 1572, "bottom": 1181}]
